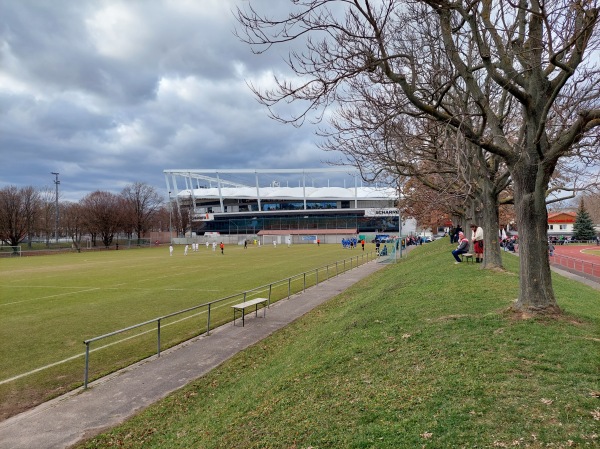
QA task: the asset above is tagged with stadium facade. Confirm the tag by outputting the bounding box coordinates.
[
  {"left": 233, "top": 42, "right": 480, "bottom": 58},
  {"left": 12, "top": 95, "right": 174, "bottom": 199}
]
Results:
[{"left": 164, "top": 169, "right": 405, "bottom": 238}]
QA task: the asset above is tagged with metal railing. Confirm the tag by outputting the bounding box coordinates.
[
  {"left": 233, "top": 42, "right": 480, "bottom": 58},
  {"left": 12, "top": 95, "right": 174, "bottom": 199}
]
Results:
[
  {"left": 549, "top": 254, "right": 600, "bottom": 279},
  {"left": 83, "top": 251, "right": 377, "bottom": 388}
]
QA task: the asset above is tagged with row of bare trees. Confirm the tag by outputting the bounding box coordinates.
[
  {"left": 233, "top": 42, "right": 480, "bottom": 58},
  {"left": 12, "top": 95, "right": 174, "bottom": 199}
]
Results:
[
  {"left": 236, "top": 0, "right": 600, "bottom": 315},
  {"left": 0, "top": 182, "right": 176, "bottom": 250}
]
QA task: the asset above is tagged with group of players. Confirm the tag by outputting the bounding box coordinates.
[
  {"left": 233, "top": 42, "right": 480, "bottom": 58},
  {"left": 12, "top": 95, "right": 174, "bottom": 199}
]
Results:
[{"left": 341, "top": 238, "right": 366, "bottom": 250}]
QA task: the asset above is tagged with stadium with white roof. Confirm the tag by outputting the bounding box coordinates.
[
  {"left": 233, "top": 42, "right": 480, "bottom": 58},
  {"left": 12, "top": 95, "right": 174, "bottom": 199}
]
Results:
[{"left": 164, "top": 169, "right": 407, "bottom": 240}]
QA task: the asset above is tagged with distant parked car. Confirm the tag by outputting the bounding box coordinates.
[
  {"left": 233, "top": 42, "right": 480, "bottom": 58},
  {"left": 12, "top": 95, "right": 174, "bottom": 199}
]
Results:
[{"left": 372, "top": 237, "right": 391, "bottom": 243}]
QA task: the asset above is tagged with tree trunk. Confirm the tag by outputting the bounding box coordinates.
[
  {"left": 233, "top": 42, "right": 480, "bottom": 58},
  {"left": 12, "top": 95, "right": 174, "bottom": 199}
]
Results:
[
  {"left": 481, "top": 181, "right": 503, "bottom": 269},
  {"left": 511, "top": 166, "right": 560, "bottom": 314}
]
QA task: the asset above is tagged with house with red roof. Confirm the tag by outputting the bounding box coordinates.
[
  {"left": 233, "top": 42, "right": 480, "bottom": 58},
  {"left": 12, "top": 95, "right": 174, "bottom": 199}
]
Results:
[{"left": 547, "top": 211, "right": 577, "bottom": 237}]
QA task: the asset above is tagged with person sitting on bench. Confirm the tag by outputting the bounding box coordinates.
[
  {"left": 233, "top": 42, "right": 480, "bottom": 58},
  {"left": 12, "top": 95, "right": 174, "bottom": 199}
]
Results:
[{"left": 452, "top": 232, "right": 470, "bottom": 264}]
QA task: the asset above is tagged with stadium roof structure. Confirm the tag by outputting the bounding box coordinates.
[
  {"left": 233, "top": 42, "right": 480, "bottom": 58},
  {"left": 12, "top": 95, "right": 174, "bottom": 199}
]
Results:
[
  {"left": 164, "top": 168, "right": 397, "bottom": 206},
  {"left": 164, "top": 169, "right": 403, "bottom": 236},
  {"left": 258, "top": 229, "right": 357, "bottom": 236}
]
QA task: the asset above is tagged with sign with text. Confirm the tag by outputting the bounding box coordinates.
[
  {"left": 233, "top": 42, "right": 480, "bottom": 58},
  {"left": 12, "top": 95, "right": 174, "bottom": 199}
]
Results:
[{"left": 364, "top": 208, "right": 399, "bottom": 217}]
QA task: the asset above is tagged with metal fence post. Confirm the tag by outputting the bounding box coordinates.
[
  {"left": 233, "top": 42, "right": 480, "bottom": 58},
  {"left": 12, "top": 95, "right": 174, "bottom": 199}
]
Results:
[
  {"left": 206, "top": 303, "right": 211, "bottom": 336},
  {"left": 157, "top": 319, "right": 161, "bottom": 357},
  {"left": 84, "top": 341, "right": 90, "bottom": 389}
]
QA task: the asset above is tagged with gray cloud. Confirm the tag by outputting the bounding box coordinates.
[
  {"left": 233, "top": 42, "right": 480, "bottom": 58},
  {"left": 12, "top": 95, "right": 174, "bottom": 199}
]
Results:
[{"left": 0, "top": 0, "right": 338, "bottom": 202}]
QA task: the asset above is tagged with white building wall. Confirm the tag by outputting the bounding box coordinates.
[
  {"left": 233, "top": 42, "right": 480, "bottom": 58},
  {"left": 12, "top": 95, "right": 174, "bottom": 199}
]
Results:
[{"left": 547, "top": 223, "right": 574, "bottom": 235}]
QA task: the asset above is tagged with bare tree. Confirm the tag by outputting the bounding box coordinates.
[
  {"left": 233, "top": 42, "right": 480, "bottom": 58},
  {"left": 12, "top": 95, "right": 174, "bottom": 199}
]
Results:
[
  {"left": 80, "top": 191, "right": 122, "bottom": 248},
  {"left": 0, "top": 186, "right": 38, "bottom": 247},
  {"left": 328, "top": 109, "right": 510, "bottom": 268},
  {"left": 62, "top": 202, "right": 86, "bottom": 252},
  {"left": 121, "top": 182, "right": 163, "bottom": 243},
  {"left": 20, "top": 186, "right": 41, "bottom": 249},
  {"left": 151, "top": 204, "right": 171, "bottom": 233},
  {"left": 236, "top": 0, "right": 600, "bottom": 315},
  {"left": 37, "top": 186, "right": 57, "bottom": 247},
  {"left": 580, "top": 190, "right": 600, "bottom": 224}
]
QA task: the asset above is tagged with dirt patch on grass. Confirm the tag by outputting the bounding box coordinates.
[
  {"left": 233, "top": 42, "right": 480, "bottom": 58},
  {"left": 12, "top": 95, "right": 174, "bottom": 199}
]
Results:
[
  {"left": 0, "top": 389, "right": 43, "bottom": 422},
  {"left": 503, "top": 305, "right": 585, "bottom": 325}
]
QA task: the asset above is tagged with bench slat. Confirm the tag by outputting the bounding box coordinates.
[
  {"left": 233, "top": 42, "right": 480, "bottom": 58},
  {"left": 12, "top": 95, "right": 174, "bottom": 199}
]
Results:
[{"left": 232, "top": 297, "right": 268, "bottom": 309}]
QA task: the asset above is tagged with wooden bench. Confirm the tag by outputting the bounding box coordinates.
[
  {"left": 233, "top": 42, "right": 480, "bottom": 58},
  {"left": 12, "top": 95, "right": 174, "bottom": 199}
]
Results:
[
  {"left": 232, "top": 297, "right": 269, "bottom": 327},
  {"left": 461, "top": 253, "right": 474, "bottom": 263}
]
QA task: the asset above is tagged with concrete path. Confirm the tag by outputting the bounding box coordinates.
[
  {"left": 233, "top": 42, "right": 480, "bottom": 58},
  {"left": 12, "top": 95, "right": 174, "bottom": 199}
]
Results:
[{"left": 0, "top": 259, "right": 388, "bottom": 449}]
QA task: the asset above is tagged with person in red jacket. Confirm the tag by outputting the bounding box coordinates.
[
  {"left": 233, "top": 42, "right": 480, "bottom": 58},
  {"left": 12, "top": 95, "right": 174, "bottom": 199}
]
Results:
[{"left": 470, "top": 224, "right": 484, "bottom": 263}]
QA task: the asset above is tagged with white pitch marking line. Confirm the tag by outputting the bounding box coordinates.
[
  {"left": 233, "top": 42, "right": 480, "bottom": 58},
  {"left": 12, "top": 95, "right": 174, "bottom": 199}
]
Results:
[
  {"left": 0, "top": 288, "right": 101, "bottom": 307},
  {"left": 0, "top": 300, "right": 234, "bottom": 385}
]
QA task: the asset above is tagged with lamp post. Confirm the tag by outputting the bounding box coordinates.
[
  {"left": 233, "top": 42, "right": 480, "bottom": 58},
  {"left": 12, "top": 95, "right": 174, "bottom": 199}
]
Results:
[
  {"left": 51, "top": 172, "right": 60, "bottom": 244},
  {"left": 168, "top": 191, "right": 173, "bottom": 244}
]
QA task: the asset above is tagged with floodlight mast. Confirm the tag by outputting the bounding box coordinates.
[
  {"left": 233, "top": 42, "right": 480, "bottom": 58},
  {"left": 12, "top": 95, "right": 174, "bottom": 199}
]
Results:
[
  {"left": 168, "top": 191, "right": 173, "bottom": 244},
  {"left": 51, "top": 172, "right": 60, "bottom": 244}
]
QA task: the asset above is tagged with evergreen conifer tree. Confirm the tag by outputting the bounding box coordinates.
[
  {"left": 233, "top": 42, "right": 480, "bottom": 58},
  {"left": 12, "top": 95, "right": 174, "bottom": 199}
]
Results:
[{"left": 572, "top": 200, "right": 596, "bottom": 241}]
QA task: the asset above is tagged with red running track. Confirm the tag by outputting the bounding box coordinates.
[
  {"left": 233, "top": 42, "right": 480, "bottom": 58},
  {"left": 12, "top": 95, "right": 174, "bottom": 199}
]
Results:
[{"left": 549, "top": 244, "right": 600, "bottom": 279}]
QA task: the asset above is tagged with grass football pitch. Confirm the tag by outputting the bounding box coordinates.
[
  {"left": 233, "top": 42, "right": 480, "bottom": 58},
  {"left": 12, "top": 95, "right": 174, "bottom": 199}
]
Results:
[{"left": 0, "top": 242, "right": 370, "bottom": 420}]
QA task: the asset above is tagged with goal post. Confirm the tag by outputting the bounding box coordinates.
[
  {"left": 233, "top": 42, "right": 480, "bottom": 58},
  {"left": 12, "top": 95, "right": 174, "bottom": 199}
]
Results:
[
  {"left": 126, "top": 238, "right": 152, "bottom": 248},
  {"left": 0, "top": 246, "right": 22, "bottom": 257}
]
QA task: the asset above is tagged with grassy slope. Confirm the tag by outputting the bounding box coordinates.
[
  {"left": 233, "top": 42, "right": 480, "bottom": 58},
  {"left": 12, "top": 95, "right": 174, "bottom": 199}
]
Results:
[{"left": 79, "top": 241, "right": 600, "bottom": 448}]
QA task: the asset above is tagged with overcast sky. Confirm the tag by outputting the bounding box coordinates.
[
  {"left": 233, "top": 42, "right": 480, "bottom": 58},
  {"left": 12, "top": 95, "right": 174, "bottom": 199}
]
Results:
[{"left": 0, "top": 0, "right": 345, "bottom": 202}]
